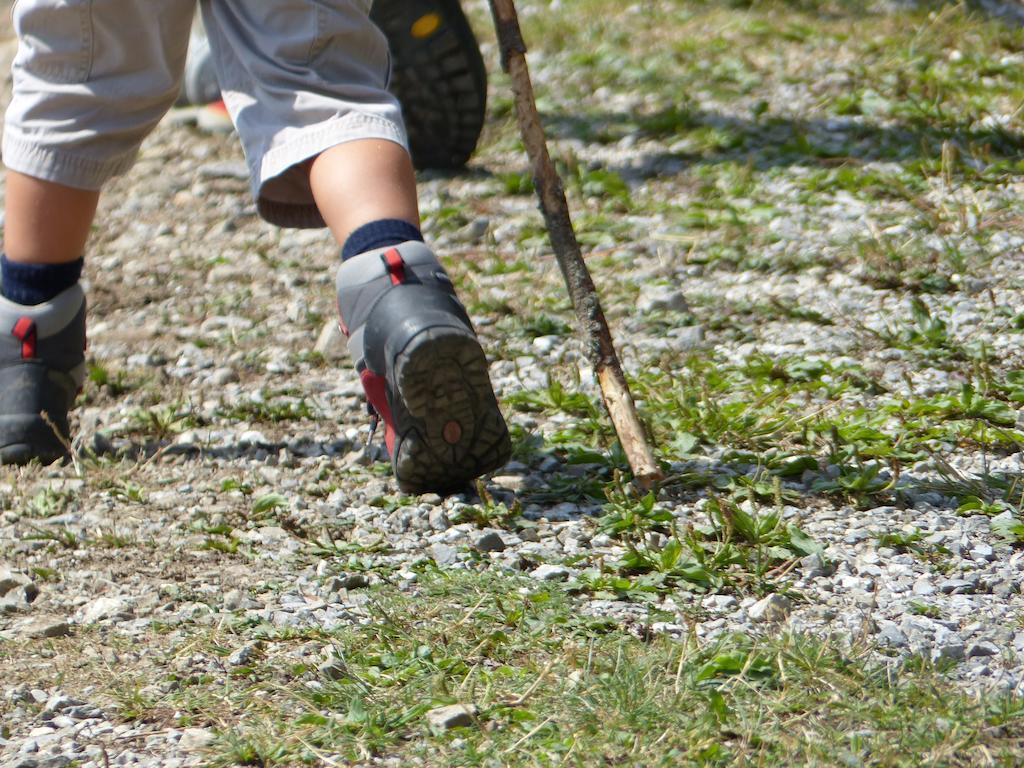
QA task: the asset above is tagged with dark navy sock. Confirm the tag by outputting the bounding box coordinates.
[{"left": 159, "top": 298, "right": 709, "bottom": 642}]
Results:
[
  {"left": 1, "top": 254, "right": 84, "bottom": 306},
  {"left": 341, "top": 219, "right": 424, "bottom": 261}
]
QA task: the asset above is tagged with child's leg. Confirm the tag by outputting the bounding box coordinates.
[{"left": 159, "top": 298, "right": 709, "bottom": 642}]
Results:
[
  {"left": 0, "top": 173, "right": 91, "bottom": 462},
  {"left": 308, "top": 139, "right": 420, "bottom": 245},
  {"left": 4, "top": 173, "right": 100, "bottom": 266},
  {"left": 313, "top": 138, "right": 510, "bottom": 493},
  {"left": 4, "top": 0, "right": 195, "bottom": 273},
  {"left": 204, "top": 0, "right": 511, "bottom": 492},
  {"left": 1, "top": 0, "right": 196, "bottom": 464}
]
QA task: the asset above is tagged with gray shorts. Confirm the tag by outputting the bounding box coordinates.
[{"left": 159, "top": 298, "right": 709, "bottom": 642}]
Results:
[{"left": 2, "top": 0, "right": 407, "bottom": 228}]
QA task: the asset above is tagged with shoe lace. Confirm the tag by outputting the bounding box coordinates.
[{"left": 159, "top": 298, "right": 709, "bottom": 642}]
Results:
[{"left": 364, "top": 401, "right": 380, "bottom": 456}]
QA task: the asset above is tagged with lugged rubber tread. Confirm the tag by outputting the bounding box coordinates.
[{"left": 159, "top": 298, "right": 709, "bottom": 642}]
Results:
[
  {"left": 370, "top": 0, "right": 488, "bottom": 170},
  {"left": 340, "top": 244, "right": 509, "bottom": 493},
  {"left": 387, "top": 327, "right": 510, "bottom": 494}
]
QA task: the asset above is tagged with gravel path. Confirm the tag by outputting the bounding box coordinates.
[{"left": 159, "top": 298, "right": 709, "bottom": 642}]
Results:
[{"left": 4, "top": 1, "right": 1024, "bottom": 765}]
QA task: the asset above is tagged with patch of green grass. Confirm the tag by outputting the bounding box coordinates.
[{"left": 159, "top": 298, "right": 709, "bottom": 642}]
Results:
[
  {"left": 497, "top": 170, "right": 534, "bottom": 196},
  {"left": 876, "top": 529, "right": 952, "bottom": 571},
  {"left": 568, "top": 164, "right": 633, "bottom": 211},
  {"left": 220, "top": 478, "right": 255, "bottom": 496},
  {"left": 958, "top": 495, "right": 1016, "bottom": 517},
  {"left": 86, "top": 361, "right": 139, "bottom": 397},
  {"left": 586, "top": 477, "right": 821, "bottom": 599},
  {"left": 131, "top": 570, "right": 1024, "bottom": 766},
  {"left": 29, "top": 566, "right": 60, "bottom": 583},
  {"left": 201, "top": 536, "right": 242, "bottom": 555},
  {"left": 909, "top": 601, "right": 943, "bottom": 619},
  {"left": 513, "top": 313, "right": 572, "bottom": 340},
  {"left": 24, "top": 524, "right": 83, "bottom": 550},
  {"left": 126, "top": 402, "right": 199, "bottom": 441},
  {"left": 522, "top": 471, "right": 608, "bottom": 505},
  {"left": 849, "top": 232, "right": 979, "bottom": 294},
  {"left": 868, "top": 298, "right": 984, "bottom": 361},
  {"left": 991, "top": 514, "right": 1024, "bottom": 545},
  {"left": 800, "top": 165, "right": 925, "bottom": 201},
  {"left": 252, "top": 493, "right": 289, "bottom": 516},
  {"left": 110, "top": 682, "right": 162, "bottom": 723},
  {"left": 709, "top": 297, "right": 836, "bottom": 329},
  {"left": 449, "top": 483, "right": 523, "bottom": 530},
  {"left": 507, "top": 425, "right": 546, "bottom": 466},
  {"left": 22, "top": 488, "right": 77, "bottom": 519},
  {"left": 597, "top": 486, "right": 672, "bottom": 538},
  {"left": 505, "top": 378, "right": 608, "bottom": 445},
  {"left": 96, "top": 530, "right": 140, "bottom": 549},
  {"left": 216, "top": 392, "right": 316, "bottom": 424},
  {"left": 102, "top": 480, "right": 146, "bottom": 503}
]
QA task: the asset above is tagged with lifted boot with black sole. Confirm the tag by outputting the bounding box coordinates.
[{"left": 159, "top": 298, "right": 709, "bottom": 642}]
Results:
[{"left": 337, "top": 241, "right": 510, "bottom": 495}]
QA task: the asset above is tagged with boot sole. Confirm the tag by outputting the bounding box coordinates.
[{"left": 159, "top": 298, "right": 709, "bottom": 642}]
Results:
[
  {"left": 389, "top": 326, "right": 510, "bottom": 494},
  {"left": 0, "top": 414, "right": 69, "bottom": 466},
  {"left": 371, "top": 0, "right": 488, "bottom": 170}
]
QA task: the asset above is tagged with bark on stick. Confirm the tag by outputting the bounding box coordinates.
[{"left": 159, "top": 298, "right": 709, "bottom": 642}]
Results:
[{"left": 487, "top": 0, "right": 662, "bottom": 487}]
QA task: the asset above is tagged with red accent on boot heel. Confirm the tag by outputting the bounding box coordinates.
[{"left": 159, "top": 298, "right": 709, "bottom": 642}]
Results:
[
  {"left": 383, "top": 249, "right": 407, "bottom": 286},
  {"left": 360, "top": 369, "right": 397, "bottom": 454},
  {"left": 12, "top": 318, "right": 37, "bottom": 360}
]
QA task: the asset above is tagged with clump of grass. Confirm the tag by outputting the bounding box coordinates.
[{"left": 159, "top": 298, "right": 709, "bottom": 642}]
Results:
[
  {"left": 87, "top": 361, "right": 139, "bottom": 397},
  {"left": 216, "top": 392, "right": 316, "bottom": 424},
  {"left": 143, "top": 571, "right": 1024, "bottom": 767},
  {"left": 588, "top": 478, "right": 821, "bottom": 599},
  {"left": 126, "top": 402, "right": 199, "bottom": 441},
  {"left": 23, "top": 488, "right": 77, "bottom": 519},
  {"left": 450, "top": 482, "right": 523, "bottom": 530}
]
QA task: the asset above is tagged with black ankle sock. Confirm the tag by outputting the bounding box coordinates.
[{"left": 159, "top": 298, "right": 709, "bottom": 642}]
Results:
[
  {"left": 0, "top": 254, "right": 84, "bottom": 306},
  {"left": 341, "top": 219, "right": 424, "bottom": 261}
]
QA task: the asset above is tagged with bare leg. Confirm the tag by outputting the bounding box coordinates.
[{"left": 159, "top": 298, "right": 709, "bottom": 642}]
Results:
[
  {"left": 0, "top": 171, "right": 93, "bottom": 465},
  {"left": 6, "top": 138, "right": 417, "bottom": 261},
  {"left": 4, "top": 171, "right": 100, "bottom": 264},
  {"left": 307, "top": 139, "right": 420, "bottom": 246}
]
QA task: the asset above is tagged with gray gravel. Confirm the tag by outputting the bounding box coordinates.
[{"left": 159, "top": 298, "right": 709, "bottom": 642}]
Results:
[{"left": 4, "top": 0, "right": 1024, "bottom": 764}]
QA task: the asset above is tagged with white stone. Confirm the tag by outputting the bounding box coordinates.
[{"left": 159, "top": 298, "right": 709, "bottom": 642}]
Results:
[
  {"left": 637, "top": 284, "right": 689, "bottom": 314},
  {"left": 314, "top": 321, "right": 348, "bottom": 362},
  {"left": 748, "top": 594, "right": 793, "bottom": 623},
  {"left": 967, "top": 641, "right": 1000, "bottom": 658},
  {"left": 12, "top": 616, "right": 70, "bottom": 639},
  {"left": 473, "top": 531, "right": 506, "bottom": 553},
  {"left": 0, "top": 569, "right": 32, "bottom": 596},
  {"left": 179, "top": 728, "right": 216, "bottom": 750},
  {"left": 425, "top": 704, "right": 477, "bottom": 730},
  {"left": 238, "top": 430, "right": 270, "bottom": 446},
  {"left": 529, "top": 564, "right": 572, "bottom": 581},
  {"left": 80, "top": 597, "right": 133, "bottom": 625}
]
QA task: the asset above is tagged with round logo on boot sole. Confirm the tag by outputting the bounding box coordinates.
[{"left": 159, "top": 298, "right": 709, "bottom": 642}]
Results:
[{"left": 443, "top": 420, "right": 463, "bottom": 445}]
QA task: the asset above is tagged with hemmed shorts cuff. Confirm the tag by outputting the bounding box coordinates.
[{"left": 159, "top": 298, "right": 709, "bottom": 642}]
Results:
[
  {"left": 1, "top": 132, "right": 138, "bottom": 190},
  {"left": 256, "top": 112, "right": 408, "bottom": 230}
]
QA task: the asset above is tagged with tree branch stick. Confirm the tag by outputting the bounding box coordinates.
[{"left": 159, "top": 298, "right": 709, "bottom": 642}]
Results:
[{"left": 487, "top": 0, "right": 662, "bottom": 487}]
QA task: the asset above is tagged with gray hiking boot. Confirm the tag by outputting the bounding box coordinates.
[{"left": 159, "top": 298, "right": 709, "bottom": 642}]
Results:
[
  {"left": 337, "top": 242, "right": 510, "bottom": 494},
  {"left": 0, "top": 285, "right": 86, "bottom": 465}
]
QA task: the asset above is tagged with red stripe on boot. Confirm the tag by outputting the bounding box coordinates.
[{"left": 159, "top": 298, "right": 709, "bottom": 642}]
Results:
[
  {"left": 12, "top": 317, "right": 37, "bottom": 360},
  {"left": 383, "top": 248, "right": 407, "bottom": 286}
]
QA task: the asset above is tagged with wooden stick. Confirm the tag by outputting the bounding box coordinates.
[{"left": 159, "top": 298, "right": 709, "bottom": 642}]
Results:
[{"left": 486, "top": 0, "right": 663, "bottom": 487}]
